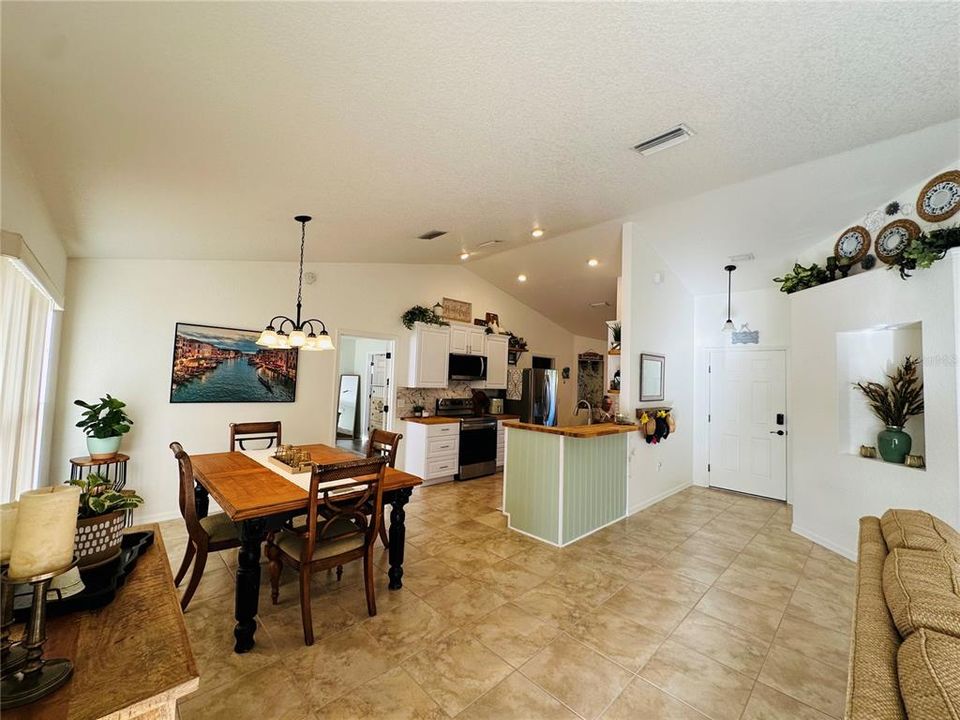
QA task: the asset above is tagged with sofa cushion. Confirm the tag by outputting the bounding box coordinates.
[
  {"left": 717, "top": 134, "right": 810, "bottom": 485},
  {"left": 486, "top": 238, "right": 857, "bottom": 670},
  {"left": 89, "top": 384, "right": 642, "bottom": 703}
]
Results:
[
  {"left": 883, "top": 547, "right": 960, "bottom": 639},
  {"left": 881, "top": 509, "right": 960, "bottom": 558},
  {"left": 897, "top": 628, "right": 960, "bottom": 720},
  {"left": 846, "top": 517, "right": 907, "bottom": 720}
]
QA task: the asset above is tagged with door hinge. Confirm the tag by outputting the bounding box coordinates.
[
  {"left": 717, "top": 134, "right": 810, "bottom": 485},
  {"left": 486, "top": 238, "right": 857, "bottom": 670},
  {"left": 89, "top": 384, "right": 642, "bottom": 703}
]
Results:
[
  {"left": 708, "top": 365, "right": 711, "bottom": 374},
  {"left": 708, "top": 414, "right": 711, "bottom": 422},
  {"left": 383, "top": 405, "right": 389, "bottom": 414},
  {"left": 385, "top": 352, "right": 392, "bottom": 359},
  {"left": 707, "top": 463, "right": 711, "bottom": 472}
]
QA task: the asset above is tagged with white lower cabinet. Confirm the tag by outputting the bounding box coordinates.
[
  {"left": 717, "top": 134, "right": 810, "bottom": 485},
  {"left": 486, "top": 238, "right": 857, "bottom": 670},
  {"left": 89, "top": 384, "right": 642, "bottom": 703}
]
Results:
[{"left": 401, "top": 420, "right": 460, "bottom": 485}]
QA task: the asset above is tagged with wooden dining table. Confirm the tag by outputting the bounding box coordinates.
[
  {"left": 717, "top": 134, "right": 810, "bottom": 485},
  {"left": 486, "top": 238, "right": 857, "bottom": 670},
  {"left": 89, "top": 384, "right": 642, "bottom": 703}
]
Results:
[{"left": 189, "top": 442, "right": 422, "bottom": 653}]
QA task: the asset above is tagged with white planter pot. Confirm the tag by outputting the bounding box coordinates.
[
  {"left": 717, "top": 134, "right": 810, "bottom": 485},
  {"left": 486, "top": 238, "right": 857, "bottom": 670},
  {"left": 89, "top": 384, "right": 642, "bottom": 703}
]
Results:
[{"left": 86, "top": 436, "right": 122, "bottom": 460}]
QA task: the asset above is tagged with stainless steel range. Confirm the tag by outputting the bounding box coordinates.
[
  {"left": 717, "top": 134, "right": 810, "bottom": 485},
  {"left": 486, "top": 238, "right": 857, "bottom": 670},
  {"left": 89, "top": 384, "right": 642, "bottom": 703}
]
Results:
[{"left": 435, "top": 398, "right": 497, "bottom": 480}]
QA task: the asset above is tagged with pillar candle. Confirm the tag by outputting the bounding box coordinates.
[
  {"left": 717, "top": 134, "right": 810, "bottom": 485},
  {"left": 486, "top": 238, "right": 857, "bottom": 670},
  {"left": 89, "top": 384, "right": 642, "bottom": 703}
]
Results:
[
  {"left": 8, "top": 486, "right": 81, "bottom": 580},
  {"left": 0, "top": 502, "right": 18, "bottom": 564}
]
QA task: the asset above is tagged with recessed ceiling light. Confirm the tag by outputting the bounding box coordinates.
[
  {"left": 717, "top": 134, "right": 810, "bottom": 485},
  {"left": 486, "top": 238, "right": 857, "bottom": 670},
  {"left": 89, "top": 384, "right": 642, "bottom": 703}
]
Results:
[
  {"left": 587, "top": 258, "right": 599, "bottom": 267},
  {"left": 459, "top": 252, "right": 470, "bottom": 260},
  {"left": 531, "top": 228, "right": 544, "bottom": 239},
  {"left": 517, "top": 274, "right": 527, "bottom": 282}
]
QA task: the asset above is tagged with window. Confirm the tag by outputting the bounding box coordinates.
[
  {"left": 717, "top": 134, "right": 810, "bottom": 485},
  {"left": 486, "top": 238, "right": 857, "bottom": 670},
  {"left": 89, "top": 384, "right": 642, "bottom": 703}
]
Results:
[{"left": 0, "top": 254, "right": 58, "bottom": 502}]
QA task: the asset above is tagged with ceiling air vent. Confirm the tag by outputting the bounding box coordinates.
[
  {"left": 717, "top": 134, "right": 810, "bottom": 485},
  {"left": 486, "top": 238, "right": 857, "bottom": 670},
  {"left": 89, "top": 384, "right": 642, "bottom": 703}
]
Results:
[
  {"left": 632, "top": 124, "right": 694, "bottom": 156},
  {"left": 588, "top": 301, "right": 611, "bottom": 308},
  {"left": 476, "top": 240, "right": 502, "bottom": 249},
  {"left": 729, "top": 252, "right": 756, "bottom": 263},
  {"left": 417, "top": 230, "right": 447, "bottom": 240}
]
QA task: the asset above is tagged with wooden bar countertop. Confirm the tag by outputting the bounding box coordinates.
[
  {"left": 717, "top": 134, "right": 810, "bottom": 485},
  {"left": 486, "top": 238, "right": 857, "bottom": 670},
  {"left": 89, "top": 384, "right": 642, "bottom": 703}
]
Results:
[
  {"left": 7, "top": 524, "right": 199, "bottom": 720},
  {"left": 502, "top": 420, "right": 638, "bottom": 438},
  {"left": 401, "top": 414, "right": 521, "bottom": 425}
]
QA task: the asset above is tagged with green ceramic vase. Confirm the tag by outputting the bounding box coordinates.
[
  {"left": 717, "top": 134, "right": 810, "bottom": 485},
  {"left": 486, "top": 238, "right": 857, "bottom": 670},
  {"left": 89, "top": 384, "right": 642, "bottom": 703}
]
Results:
[{"left": 877, "top": 426, "right": 911, "bottom": 464}]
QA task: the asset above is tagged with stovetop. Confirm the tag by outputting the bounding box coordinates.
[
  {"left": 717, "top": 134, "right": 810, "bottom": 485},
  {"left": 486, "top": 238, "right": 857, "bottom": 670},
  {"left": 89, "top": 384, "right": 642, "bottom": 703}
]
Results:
[{"left": 436, "top": 397, "right": 480, "bottom": 418}]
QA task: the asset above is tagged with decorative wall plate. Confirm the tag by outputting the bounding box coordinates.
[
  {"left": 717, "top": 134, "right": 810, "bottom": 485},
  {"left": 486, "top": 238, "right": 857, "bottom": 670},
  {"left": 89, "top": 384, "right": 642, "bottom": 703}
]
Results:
[
  {"left": 834, "top": 225, "right": 871, "bottom": 264},
  {"left": 916, "top": 170, "right": 960, "bottom": 222},
  {"left": 874, "top": 219, "right": 920, "bottom": 264}
]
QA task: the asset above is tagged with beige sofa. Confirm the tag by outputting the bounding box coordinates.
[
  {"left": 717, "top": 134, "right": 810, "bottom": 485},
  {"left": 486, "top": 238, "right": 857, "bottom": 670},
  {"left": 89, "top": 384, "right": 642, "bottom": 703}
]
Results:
[{"left": 847, "top": 509, "right": 960, "bottom": 719}]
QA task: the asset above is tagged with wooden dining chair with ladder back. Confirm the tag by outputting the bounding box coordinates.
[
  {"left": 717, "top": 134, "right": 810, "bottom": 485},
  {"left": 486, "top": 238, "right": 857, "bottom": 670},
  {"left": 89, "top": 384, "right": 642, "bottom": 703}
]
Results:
[
  {"left": 365, "top": 429, "right": 402, "bottom": 548},
  {"left": 266, "top": 455, "right": 387, "bottom": 645},
  {"left": 229, "top": 421, "right": 282, "bottom": 451},
  {"left": 169, "top": 442, "right": 241, "bottom": 610}
]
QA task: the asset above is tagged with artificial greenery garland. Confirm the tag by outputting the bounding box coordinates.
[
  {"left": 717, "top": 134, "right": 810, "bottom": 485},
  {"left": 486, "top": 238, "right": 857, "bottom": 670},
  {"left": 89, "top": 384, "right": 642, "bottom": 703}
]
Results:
[{"left": 894, "top": 225, "right": 960, "bottom": 279}]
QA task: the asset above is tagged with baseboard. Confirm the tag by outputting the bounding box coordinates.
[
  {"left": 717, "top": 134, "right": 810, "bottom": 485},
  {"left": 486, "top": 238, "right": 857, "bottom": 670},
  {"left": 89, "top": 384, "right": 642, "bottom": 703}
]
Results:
[
  {"left": 134, "top": 509, "right": 181, "bottom": 525},
  {"left": 791, "top": 524, "right": 857, "bottom": 562},
  {"left": 627, "top": 481, "right": 691, "bottom": 516}
]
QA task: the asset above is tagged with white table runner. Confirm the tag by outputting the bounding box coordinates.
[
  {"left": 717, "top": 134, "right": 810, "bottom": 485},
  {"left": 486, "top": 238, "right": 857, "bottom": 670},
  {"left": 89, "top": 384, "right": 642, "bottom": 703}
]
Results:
[{"left": 241, "top": 448, "right": 359, "bottom": 495}]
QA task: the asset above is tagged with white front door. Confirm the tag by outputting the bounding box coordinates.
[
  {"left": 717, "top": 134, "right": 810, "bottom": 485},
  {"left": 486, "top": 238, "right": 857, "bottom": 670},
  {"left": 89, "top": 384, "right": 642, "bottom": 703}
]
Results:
[
  {"left": 708, "top": 350, "right": 787, "bottom": 501},
  {"left": 368, "top": 352, "right": 390, "bottom": 433}
]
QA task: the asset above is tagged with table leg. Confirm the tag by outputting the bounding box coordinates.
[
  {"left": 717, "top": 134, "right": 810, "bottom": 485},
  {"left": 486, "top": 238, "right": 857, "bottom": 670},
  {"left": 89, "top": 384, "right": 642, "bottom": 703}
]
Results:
[
  {"left": 194, "top": 481, "right": 209, "bottom": 520},
  {"left": 234, "top": 518, "right": 265, "bottom": 653},
  {"left": 387, "top": 488, "right": 412, "bottom": 590}
]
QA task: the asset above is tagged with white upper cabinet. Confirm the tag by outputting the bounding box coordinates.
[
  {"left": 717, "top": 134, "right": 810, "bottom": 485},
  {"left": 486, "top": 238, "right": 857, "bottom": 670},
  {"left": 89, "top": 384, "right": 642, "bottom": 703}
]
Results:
[
  {"left": 407, "top": 323, "right": 449, "bottom": 388},
  {"left": 467, "top": 326, "right": 486, "bottom": 356},
  {"left": 449, "top": 322, "right": 485, "bottom": 355},
  {"left": 484, "top": 334, "right": 509, "bottom": 389}
]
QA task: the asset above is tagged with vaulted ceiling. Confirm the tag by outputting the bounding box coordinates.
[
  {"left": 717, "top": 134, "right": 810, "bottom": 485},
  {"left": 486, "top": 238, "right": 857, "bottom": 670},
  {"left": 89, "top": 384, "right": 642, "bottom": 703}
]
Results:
[{"left": 3, "top": 2, "right": 958, "bottom": 337}]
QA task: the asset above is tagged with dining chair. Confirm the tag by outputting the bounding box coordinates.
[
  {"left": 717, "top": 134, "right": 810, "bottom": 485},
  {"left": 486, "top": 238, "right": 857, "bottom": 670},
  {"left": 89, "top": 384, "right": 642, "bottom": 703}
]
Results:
[
  {"left": 365, "top": 429, "right": 403, "bottom": 549},
  {"left": 229, "top": 421, "right": 282, "bottom": 451},
  {"left": 266, "top": 455, "right": 387, "bottom": 646},
  {"left": 169, "top": 442, "right": 241, "bottom": 610}
]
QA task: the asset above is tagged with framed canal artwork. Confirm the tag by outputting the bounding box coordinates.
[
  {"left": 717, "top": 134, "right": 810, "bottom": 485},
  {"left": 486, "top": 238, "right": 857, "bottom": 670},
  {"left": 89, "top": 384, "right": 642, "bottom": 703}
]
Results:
[{"left": 169, "top": 322, "right": 298, "bottom": 403}]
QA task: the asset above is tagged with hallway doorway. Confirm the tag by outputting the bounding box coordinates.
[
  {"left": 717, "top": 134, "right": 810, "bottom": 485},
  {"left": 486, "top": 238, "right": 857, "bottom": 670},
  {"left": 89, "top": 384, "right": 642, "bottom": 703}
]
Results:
[{"left": 335, "top": 334, "right": 395, "bottom": 452}]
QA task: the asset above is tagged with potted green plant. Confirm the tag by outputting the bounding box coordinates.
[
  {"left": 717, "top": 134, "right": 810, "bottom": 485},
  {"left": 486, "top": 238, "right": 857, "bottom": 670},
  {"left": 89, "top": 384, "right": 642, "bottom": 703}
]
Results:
[
  {"left": 411, "top": 404, "right": 425, "bottom": 418},
  {"left": 610, "top": 322, "right": 621, "bottom": 350},
  {"left": 401, "top": 305, "right": 449, "bottom": 330},
  {"left": 853, "top": 356, "right": 924, "bottom": 464},
  {"left": 895, "top": 225, "right": 960, "bottom": 279},
  {"left": 74, "top": 395, "right": 133, "bottom": 459},
  {"left": 69, "top": 473, "right": 144, "bottom": 567},
  {"left": 773, "top": 262, "right": 830, "bottom": 294}
]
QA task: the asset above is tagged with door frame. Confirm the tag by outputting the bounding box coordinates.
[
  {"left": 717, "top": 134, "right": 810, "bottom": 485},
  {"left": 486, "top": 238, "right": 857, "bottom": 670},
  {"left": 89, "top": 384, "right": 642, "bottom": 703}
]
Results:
[
  {"left": 332, "top": 330, "right": 397, "bottom": 447},
  {"left": 705, "top": 346, "right": 791, "bottom": 503}
]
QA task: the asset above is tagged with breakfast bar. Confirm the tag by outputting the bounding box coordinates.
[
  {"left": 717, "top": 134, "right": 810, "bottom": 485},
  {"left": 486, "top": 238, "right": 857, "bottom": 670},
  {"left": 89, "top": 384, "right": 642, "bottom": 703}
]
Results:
[{"left": 501, "top": 421, "right": 635, "bottom": 547}]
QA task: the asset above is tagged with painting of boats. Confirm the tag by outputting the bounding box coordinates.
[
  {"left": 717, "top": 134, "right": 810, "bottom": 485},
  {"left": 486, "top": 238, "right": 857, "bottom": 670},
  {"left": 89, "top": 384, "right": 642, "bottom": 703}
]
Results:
[{"left": 170, "top": 323, "right": 297, "bottom": 403}]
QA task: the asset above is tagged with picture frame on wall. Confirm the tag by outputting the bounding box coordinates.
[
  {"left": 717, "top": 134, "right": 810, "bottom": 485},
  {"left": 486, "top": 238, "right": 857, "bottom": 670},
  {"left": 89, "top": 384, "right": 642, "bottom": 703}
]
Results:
[
  {"left": 169, "top": 322, "right": 298, "bottom": 403},
  {"left": 639, "top": 353, "right": 666, "bottom": 402},
  {"left": 485, "top": 312, "right": 499, "bottom": 326},
  {"left": 441, "top": 297, "right": 472, "bottom": 323}
]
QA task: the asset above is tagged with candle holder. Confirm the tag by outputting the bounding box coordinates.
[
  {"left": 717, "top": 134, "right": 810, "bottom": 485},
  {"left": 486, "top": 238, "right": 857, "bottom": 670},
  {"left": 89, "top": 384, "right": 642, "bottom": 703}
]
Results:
[
  {"left": 0, "top": 560, "right": 77, "bottom": 709},
  {"left": 1, "top": 564, "right": 28, "bottom": 678}
]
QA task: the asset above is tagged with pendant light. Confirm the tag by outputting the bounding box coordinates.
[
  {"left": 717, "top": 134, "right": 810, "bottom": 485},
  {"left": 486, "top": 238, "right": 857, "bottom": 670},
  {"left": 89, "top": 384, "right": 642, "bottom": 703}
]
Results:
[
  {"left": 721, "top": 264, "right": 736, "bottom": 332},
  {"left": 256, "top": 216, "right": 334, "bottom": 351}
]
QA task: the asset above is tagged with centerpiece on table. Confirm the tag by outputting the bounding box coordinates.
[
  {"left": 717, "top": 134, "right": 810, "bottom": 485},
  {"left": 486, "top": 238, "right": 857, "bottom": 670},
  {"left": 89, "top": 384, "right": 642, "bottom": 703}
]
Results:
[
  {"left": 853, "top": 356, "right": 924, "bottom": 464},
  {"left": 69, "top": 473, "right": 143, "bottom": 567},
  {"left": 73, "top": 394, "right": 133, "bottom": 459}
]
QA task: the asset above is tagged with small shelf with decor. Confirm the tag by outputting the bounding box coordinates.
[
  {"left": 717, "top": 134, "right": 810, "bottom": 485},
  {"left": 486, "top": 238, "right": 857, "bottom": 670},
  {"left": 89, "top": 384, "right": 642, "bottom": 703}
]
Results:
[{"left": 604, "top": 321, "right": 621, "bottom": 403}]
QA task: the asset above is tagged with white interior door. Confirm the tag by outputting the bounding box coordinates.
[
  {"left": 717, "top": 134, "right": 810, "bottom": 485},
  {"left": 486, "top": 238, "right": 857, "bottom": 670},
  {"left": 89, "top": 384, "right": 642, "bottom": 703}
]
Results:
[
  {"left": 708, "top": 350, "right": 787, "bottom": 500},
  {"left": 368, "top": 352, "right": 390, "bottom": 433}
]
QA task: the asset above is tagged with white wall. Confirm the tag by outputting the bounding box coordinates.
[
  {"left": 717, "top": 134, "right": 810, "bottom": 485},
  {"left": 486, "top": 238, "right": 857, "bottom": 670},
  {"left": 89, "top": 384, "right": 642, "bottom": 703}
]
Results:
[
  {"left": 692, "top": 288, "right": 791, "bottom": 487},
  {"left": 620, "top": 222, "right": 695, "bottom": 513},
  {"left": 53, "top": 259, "right": 584, "bottom": 522},
  {"left": 790, "top": 249, "right": 959, "bottom": 559}
]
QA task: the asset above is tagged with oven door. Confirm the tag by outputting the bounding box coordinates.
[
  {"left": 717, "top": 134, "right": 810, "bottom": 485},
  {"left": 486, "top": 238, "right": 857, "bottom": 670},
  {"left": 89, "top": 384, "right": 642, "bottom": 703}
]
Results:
[{"left": 457, "top": 419, "right": 497, "bottom": 480}]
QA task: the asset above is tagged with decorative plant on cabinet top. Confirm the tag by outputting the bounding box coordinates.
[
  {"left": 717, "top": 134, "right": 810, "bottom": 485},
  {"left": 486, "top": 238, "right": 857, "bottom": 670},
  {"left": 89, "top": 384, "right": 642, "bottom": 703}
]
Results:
[
  {"left": 853, "top": 356, "right": 924, "bottom": 464},
  {"left": 401, "top": 305, "right": 449, "bottom": 330}
]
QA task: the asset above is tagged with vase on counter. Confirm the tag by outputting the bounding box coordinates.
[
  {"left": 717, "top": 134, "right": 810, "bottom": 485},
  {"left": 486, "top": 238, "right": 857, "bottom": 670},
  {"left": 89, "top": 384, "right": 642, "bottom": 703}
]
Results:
[{"left": 877, "top": 426, "right": 911, "bottom": 464}]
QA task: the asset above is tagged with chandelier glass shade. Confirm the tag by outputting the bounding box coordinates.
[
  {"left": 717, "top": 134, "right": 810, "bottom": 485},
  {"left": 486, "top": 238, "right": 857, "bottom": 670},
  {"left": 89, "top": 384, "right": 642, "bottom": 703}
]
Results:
[{"left": 255, "top": 215, "right": 334, "bottom": 351}]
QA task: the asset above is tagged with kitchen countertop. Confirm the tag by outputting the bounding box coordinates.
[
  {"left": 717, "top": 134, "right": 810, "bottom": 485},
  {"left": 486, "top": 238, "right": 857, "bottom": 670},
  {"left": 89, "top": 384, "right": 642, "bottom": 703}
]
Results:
[
  {"left": 502, "top": 420, "right": 638, "bottom": 438},
  {"left": 401, "top": 413, "right": 521, "bottom": 425}
]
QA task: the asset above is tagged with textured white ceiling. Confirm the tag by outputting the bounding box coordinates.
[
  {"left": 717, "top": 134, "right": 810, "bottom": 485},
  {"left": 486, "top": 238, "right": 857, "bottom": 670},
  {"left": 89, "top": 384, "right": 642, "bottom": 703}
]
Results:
[{"left": 2, "top": 2, "right": 958, "bottom": 337}]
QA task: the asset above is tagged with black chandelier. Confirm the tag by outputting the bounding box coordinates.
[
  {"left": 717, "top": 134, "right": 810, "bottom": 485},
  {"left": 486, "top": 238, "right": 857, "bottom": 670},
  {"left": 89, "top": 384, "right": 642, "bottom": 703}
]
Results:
[
  {"left": 256, "top": 215, "right": 334, "bottom": 351},
  {"left": 721, "top": 264, "right": 737, "bottom": 332}
]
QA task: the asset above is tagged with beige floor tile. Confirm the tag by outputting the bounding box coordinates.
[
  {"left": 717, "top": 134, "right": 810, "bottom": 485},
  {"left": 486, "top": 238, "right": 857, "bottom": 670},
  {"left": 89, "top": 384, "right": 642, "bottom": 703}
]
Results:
[
  {"left": 695, "top": 587, "right": 784, "bottom": 642},
  {"left": 669, "top": 610, "right": 771, "bottom": 677},
  {"left": 362, "top": 596, "right": 455, "bottom": 663},
  {"left": 421, "top": 576, "right": 508, "bottom": 625},
  {"left": 521, "top": 634, "right": 632, "bottom": 720},
  {"left": 601, "top": 587, "right": 691, "bottom": 635},
  {"left": 784, "top": 585, "right": 853, "bottom": 635},
  {"left": 728, "top": 553, "right": 802, "bottom": 587},
  {"left": 187, "top": 563, "right": 237, "bottom": 604},
  {"left": 548, "top": 563, "right": 626, "bottom": 607},
  {"left": 400, "top": 556, "right": 464, "bottom": 597},
  {"left": 639, "top": 639, "right": 754, "bottom": 720},
  {"left": 470, "top": 558, "right": 546, "bottom": 598},
  {"left": 510, "top": 546, "right": 570, "bottom": 577},
  {"left": 513, "top": 582, "right": 594, "bottom": 626},
  {"left": 469, "top": 602, "right": 560, "bottom": 667},
  {"left": 458, "top": 671, "right": 578, "bottom": 720},
  {"left": 634, "top": 566, "right": 710, "bottom": 606},
  {"left": 474, "top": 509, "right": 509, "bottom": 529},
  {"left": 757, "top": 644, "right": 847, "bottom": 718},
  {"left": 676, "top": 537, "right": 740, "bottom": 567},
  {"left": 315, "top": 667, "right": 444, "bottom": 720},
  {"left": 179, "top": 661, "right": 316, "bottom": 720},
  {"left": 404, "top": 628, "right": 513, "bottom": 716},
  {"left": 562, "top": 604, "right": 665, "bottom": 672},
  {"left": 713, "top": 565, "right": 797, "bottom": 612},
  {"left": 741, "top": 682, "right": 834, "bottom": 720},
  {"left": 444, "top": 519, "right": 501, "bottom": 542},
  {"left": 481, "top": 529, "right": 539, "bottom": 559},
  {"left": 285, "top": 624, "right": 395, "bottom": 710},
  {"left": 739, "top": 541, "right": 809, "bottom": 574},
  {"left": 328, "top": 569, "right": 418, "bottom": 617},
  {"left": 600, "top": 677, "right": 709, "bottom": 719},
  {"left": 773, "top": 615, "right": 849, "bottom": 671},
  {"left": 260, "top": 598, "right": 358, "bottom": 653},
  {"left": 658, "top": 548, "right": 728, "bottom": 584}
]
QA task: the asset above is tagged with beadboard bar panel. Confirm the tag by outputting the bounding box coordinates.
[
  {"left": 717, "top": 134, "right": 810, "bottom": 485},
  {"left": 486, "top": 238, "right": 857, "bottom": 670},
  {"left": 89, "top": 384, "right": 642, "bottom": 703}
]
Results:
[
  {"left": 504, "top": 427, "right": 561, "bottom": 544},
  {"left": 561, "top": 433, "right": 627, "bottom": 543}
]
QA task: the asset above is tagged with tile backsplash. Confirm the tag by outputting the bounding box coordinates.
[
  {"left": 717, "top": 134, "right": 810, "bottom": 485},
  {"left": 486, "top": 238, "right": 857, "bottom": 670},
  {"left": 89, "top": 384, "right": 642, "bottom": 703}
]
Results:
[{"left": 397, "top": 383, "right": 503, "bottom": 417}]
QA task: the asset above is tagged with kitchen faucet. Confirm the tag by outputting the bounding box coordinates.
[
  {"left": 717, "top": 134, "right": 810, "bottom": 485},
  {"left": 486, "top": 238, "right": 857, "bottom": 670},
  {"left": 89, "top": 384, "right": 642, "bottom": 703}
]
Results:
[{"left": 574, "top": 400, "right": 593, "bottom": 425}]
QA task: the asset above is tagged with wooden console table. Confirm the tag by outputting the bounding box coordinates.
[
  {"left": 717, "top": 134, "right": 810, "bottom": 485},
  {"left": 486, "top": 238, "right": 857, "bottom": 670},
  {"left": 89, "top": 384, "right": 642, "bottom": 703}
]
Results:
[{"left": 5, "top": 525, "right": 199, "bottom": 720}]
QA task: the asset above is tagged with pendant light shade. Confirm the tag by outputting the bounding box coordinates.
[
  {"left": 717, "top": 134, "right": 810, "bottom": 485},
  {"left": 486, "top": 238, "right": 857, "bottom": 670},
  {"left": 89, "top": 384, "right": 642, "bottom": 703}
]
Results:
[
  {"left": 721, "top": 264, "right": 737, "bottom": 332},
  {"left": 256, "top": 216, "right": 334, "bottom": 351}
]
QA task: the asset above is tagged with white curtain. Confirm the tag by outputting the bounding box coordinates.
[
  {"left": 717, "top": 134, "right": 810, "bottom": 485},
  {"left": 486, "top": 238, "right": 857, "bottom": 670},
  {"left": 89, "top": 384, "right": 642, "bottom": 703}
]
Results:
[{"left": 1, "top": 259, "right": 54, "bottom": 502}]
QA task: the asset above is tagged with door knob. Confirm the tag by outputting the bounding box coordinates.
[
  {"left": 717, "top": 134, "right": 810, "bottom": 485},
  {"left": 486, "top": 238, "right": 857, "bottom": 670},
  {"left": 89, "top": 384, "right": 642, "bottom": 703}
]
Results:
[{"left": 769, "top": 430, "right": 785, "bottom": 436}]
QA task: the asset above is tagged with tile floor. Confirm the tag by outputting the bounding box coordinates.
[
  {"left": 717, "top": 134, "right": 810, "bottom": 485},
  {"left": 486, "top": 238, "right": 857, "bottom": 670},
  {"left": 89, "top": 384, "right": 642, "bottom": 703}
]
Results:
[{"left": 161, "top": 475, "right": 854, "bottom": 720}]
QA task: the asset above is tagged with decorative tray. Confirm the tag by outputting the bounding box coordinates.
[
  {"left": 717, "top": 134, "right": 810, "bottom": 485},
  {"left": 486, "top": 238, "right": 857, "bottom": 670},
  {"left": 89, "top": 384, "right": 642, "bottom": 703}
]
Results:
[
  {"left": 267, "top": 454, "right": 313, "bottom": 474},
  {"left": 12, "top": 531, "right": 155, "bottom": 621}
]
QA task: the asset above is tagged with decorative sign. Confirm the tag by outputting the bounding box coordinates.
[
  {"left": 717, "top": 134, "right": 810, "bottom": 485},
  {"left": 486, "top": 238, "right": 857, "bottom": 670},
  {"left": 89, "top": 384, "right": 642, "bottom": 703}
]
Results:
[
  {"left": 441, "top": 297, "right": 472, "bottom": 323},
  {"left": 731, "top": 323, "right": 759, "bottom": 345}
]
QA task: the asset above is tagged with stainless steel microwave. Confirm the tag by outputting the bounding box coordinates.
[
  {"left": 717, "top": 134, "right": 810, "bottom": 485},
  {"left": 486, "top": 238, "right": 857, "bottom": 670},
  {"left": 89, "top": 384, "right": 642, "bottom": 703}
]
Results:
[{"left": 448, "top": 353, "right": 487, "bottom": 382}]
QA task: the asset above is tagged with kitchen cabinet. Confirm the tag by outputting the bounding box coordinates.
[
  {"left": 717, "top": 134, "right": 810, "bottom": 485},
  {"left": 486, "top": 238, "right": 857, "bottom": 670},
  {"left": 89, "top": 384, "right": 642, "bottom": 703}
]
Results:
[
  {"left": 400, "top": 419, "right": 459, "bottom": 485},
  {"left": 449, "top": 322, "right": 485, "bottom": 355},
  {"left": 407, "top": 322, "right": 449, "bottom": 388},
  {"left": 483, "top": 334, "right": 509, "bottom": 389},
  {"left": 467, "top": 327, "right": 486, "bottom": 356}
]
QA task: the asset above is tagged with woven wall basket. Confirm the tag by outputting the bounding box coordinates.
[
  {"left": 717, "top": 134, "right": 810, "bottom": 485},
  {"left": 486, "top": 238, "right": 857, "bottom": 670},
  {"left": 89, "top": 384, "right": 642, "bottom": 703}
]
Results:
[{"left": 75, "top": 510, "right": 125, "bottom": 567}]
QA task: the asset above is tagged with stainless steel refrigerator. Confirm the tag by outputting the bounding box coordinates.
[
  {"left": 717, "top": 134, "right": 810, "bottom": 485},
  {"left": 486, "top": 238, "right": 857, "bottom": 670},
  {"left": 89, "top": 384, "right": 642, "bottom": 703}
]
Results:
[{"left": 505, "top": 368, "right": 558, "bottom": 426}]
